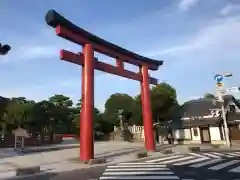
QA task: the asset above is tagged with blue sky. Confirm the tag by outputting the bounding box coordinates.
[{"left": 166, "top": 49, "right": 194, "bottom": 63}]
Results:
[{"left": 1, "top": 0, "right": 240, "bottom": 110}]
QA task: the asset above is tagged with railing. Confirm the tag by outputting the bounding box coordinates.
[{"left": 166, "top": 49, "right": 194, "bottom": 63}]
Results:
[{"left": 114, "top": 125, "right": 145, "bottom": 140}]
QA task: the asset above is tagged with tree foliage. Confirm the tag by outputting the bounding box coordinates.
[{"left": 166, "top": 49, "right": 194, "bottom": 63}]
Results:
[
  {"left": 0, "top": 82, "right": 179, "bottom": 141},
  {"left": 204, "top": 93, "right": 215, "bottom": 99}
]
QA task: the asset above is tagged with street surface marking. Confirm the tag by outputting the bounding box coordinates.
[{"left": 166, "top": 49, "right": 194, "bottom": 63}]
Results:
[
  {"left": 108, "top": 164, "right": 166, "bottom": 168},
  {"left": 153, "top": 156, "right": 195, "bottom": 164},
  {"left": 188, "top": 153, "right": 206, "bottom": 158},
  {"left": 229, "top": 165, "right": 240, "bottom": 173},
  {"left": 209, "top": 160, "right": 240, "bottom": 170},
  {"left": 99, "top": 162, "right": 179, "bottom": 180},
  {"left": 202, "top": 152, "right": 221, "bottom": 158},
  {"left": 99, "top": 176, "right": 179, "bottom": 179},
  {"left": 190, "top": 159, "right": 223, "bottom": 168},
  {"left": 103, "top": 171, "right": 174, "bottom": 175},
  {"left": 146, "top": 155, "right": 184, "bottom": 163},
  {"left": 173, "top": 157, "right": 209, "bottom": 166},
  {"left": 106, "top": 167, "right": 168, "bottom": 171}
]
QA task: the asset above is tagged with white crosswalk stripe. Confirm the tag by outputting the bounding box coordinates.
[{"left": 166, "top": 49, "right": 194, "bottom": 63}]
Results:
[
  {"left": 99, "top": 162, "right": 180, "bottom": 180},
  {"left": 190, "top": 159, "right": 224, "bottom": 168},
  {"left": 143, "top": 151, "right": 240, "bottom": 173},
  {"left": 209, "top": 160, "right": 240, "bottom": 170}
]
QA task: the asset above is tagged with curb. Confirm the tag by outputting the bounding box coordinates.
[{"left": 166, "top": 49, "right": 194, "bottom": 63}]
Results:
[{"left": 0, "top": 166, "right": 40, "bottom": 180}]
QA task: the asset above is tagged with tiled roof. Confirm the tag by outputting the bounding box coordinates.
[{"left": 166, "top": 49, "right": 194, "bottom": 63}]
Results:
[{"left": 180, "top": 95, "right": 238, "bottom": 118}]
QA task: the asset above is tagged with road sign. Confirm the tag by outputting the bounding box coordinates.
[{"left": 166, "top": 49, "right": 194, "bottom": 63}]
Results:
[
  {"left": 216, "top": 82, "right": 224, "bottom": 87},
  {"left": 226, "top": 87, "right": 240, "bottom": 93},
  {"left": 214, "top": 74, "right": 223, "bottom": 82}
]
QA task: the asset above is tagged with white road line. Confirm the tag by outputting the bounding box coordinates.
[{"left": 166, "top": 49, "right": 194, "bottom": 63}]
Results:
[
  {"left": 229, "top": 165, "right": 240, "bottom": 173},
  {"left": 231, "top": 152, "right": 240, "bottom": 154},
  {"left": 188, "top": 153, "right": 206, "bottom": 158},
  {"left": 209, "top": 160, "right": 240, "bottom": 170},
  {"left": 146, "top": 155, "right": 184, "bottom": 163},
  {"left": 119, "top": 162, "right": 160, "bottom": 165},
  {"left": 212, "top": 152, "right": 233, "bottom": 158},
  {"left": 103, "top": 171, "right": 174, "bottom": 175},
  {"left": 173, "top": 157, "right": 209, "bottom": 166},
  {"left": 105, "top": 167, "right": 168, "bottom": 171},
  {"left": 202, "top": 153, "right": 221, "bottom": 158},
  {"left": 156, "top": 156, "right": 196, "bottom": 164},
  {"left": 190, "top": 159, "right": 223, "bottom": 168},
  {"left": 226, "top": 152, "right": 240, "bottom": 156},
  {"left": 108, "top": 165, "right": 166, "bottom": 168},
  {"left": 99, "top": 175, "right": 180, "bottom": 179}
]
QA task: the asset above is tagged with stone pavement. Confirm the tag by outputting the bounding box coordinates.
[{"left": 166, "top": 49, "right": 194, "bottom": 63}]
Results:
[{"left": 0, "top": 142, "right": 148, "bottom": 179}]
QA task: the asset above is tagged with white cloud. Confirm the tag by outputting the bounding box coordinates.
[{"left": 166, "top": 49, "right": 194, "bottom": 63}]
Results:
[
  {"left": 178, "top": 0, "right": 199, "bottom": 12},
  {"left": 147, "top": 15, "right": 240, "bottom": 57},
  {"left": 220, "top": 4, "right": 240, "bottom": 16}
]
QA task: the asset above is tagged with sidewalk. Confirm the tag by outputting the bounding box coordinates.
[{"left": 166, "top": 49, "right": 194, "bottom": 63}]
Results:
[{"left": 0, "top": 142, "right": 146, "bottom": 178}]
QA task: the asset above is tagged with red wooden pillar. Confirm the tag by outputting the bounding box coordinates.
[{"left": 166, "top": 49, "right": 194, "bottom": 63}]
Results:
[
  {"left": 80, "top": 44, "right": 94, "bottom": 160},
  {"left": 141, "top": 64, "right": 156, "bottom": 152},
  {"left": 80, "top": 54, "right": 85, "bottom": 158}
]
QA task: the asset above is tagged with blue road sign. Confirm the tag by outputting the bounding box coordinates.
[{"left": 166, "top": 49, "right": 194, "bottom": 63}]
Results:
[{"left": 214, "top": 74, "right": 223, "bottom": 82}]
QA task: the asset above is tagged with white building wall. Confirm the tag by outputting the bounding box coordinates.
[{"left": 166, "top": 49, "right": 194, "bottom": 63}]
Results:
[
  {"left": 172, "top": 128, "right": 191, "bottom": 139},
  {"left": 209, "top": 126, "right": 221, "bottom": 140}
]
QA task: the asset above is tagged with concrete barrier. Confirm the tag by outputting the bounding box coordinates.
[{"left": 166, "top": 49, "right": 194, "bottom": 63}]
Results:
[
  {"left": 16, "top": 166, "right": 40, "bottom": 176},
  {"left": 70, "top": 157, "right": 106, "bottom": 165},
  {"left": 162, "top": 149, "right": 173, "bottom": 154},
  {"left": 135, "top": 151, "right": 148, "bottom": 159},
  {"left": 188, "top": 146, "right": 201, "bottom": 152}
]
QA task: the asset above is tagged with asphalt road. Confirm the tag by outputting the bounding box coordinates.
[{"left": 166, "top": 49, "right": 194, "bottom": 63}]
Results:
[
  {"left": 9, "top": 150, "right": 240, "bottom": 180},
  {"left": 13, "top": 166, "right": 107, "bottom": 180}
]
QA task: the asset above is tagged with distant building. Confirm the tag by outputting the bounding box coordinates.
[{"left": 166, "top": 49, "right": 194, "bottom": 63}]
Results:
[{"left": 172, "top": 95, "right": 240, "bottom": 144}]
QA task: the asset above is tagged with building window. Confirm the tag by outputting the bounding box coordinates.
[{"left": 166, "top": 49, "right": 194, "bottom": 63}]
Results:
[{"left": 193, "top": 128, "right": 198, "bottom": 136}]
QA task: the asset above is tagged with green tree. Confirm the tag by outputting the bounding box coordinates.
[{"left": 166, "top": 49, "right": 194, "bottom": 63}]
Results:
[
  {"left": 204, "top": 93, "right": 215, "bottom": 99},
  {"left": 48, "top": 94, "right": 73, "bottom": 135},
  {"left": 3, "top": 100, "right": 33, "bottom": 130},
  {"left": 49, "top": 94, "right": 73, "bottom": 107},
  {"left": 104, "top": 93, "right": 136, "bottom": 126},
  {"left": 150, "top": 83, "right": 178, "bottom": 122},
  {"left": 0, "top": 96, "right": 9, "bottom": 133}
]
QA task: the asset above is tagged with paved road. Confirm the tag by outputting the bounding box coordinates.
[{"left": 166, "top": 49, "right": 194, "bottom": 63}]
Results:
[
  {"left": 8, "top": 151, "right": 240, "bottom": 180},
  {"left": 99, "top": 151, "right": 240, "bottom": 180}
]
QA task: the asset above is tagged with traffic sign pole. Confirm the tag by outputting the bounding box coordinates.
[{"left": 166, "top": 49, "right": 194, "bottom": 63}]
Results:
[{"left": 214, "top": 73, "right": 231, "bottom": 148}]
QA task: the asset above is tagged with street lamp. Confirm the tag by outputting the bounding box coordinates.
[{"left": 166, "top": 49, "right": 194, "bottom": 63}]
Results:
[{"left": 0, "top": 43, "right": 11, "bottom": 55}]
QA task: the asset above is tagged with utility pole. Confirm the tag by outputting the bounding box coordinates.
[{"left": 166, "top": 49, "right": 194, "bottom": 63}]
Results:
[
  {"left": 217, "top": 95, "right": 231, "bottom": 148},
  {"left": 214, "top": 73, "right": 231, "bottom": 148}
]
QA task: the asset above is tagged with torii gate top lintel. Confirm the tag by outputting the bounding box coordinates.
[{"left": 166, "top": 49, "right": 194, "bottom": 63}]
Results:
[{"left": 45, "top": 10, "right": 163, "bottom": 72}]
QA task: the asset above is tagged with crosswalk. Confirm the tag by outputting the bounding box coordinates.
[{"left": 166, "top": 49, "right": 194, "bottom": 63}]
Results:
[
  {"left": 99, "top": 162, "right": 180, "bottom": 180},
  {"left": 145, "top": 151, "right": 240, "bottom": 173}
]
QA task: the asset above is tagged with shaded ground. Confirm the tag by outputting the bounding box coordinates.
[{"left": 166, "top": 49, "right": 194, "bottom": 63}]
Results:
[{"left": 12, "top": 166, "right": 107, "bottom": 180}]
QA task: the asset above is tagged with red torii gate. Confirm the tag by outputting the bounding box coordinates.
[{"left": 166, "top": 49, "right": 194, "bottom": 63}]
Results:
[{"left": 45, "top": 10, "right": 163, "bottom": 161}]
